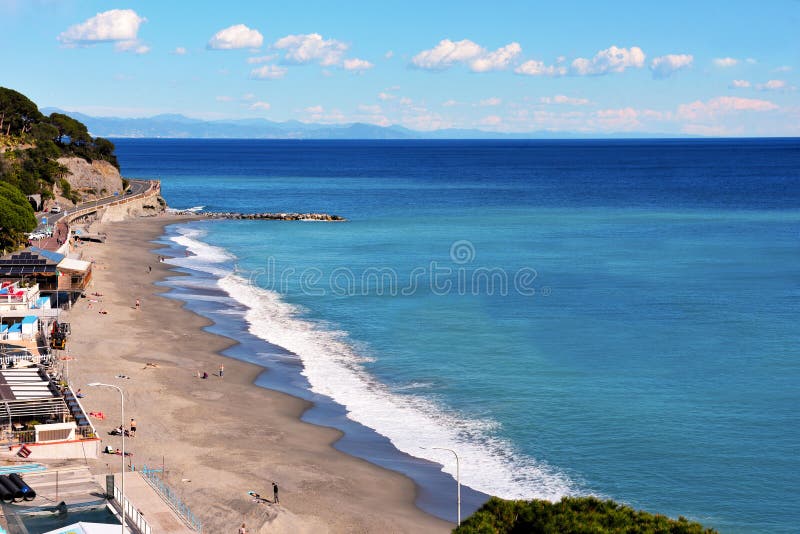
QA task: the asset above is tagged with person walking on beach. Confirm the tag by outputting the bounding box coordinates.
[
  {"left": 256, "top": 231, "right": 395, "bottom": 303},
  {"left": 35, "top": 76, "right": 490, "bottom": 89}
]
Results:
[
  {"left": 238, "top": 523, "right": 248, "bottom": 534},
  {"left": 130, "top": 418, "right": 137, "bottom": 437},
  {"left": 219, "top": 363, "right": 224, "bottom": 378},
  {"left": 272, "top": 481, "right": 279, "bottom": 504},
  {"left": 135, "top": 299, "right": 140, "bottom": 310}
]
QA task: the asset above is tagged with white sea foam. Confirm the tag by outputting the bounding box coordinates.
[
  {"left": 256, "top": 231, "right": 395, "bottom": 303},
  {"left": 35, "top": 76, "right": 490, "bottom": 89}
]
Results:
[
  {"left": 167, "top": 205, "right": 206, "bottom": 213},
  {"left": 218, "top": 272, "right": 576, "bottom": 500},
  {"left": 168, "top": 225, "right": 575, "bottom": 499}
]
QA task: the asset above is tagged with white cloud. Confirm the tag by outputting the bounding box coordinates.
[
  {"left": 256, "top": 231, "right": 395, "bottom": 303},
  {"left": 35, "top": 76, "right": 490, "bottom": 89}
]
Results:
[
  {"left": 540, "top": 95, "right": 590, "bottom": 105},
  {"left": 273, "top": 33, "right": 348, "bottom": 66},
  {"left": 469, "top": 42, "right": 522, "bottom": 72},
  {"left": 514, "top": 60, "right": 566, "bottom": 77},
  {"left": 570, "top": 45, "right": 645, "bottom": 75},
  {"left": 650, "top": 54, "right": 693, "bottom": 79},
  {"left": 173, "top": 47, "right": 187, "bottom": 55},
  {"left": 250, "top": 101, "right": 271, "bottom": 111},
  {"left": 411, "top": 39, "right": 483, "bottom": 70},
  {"left": 385, "top": 50, "right": 394, "bottom": 59},
  {"left": 343, "top": 58, "right": 374, "bottom": 71},
  {"left": 756, "top": 79, "right": 793, "bottom": 91},
  {"left": 479, "top": 97, "right": 502, "bottom": 106},
  {"left": 241, "top": 93, "right": 256, "bottom": 101},
  {"left": 305, "top": 105, "right": 324, "bottom": 114},
  {"left": 249, "top": 65, "right": 287, "bottom": 80},
  {"left": 358, "top": 104, "right": 382, "bottom": 114},
  {"left": 247, "top": 54, "right": 276, "bottom": 64},
  {"left": 592, "top": 108, "right": 641, "bottom": 130},
  {"left": 115, "top": 40, "right": 150, "bottom": 54},
  {"left": 59, "top": 9, "right": 146, "bottom": 46},
  {"left": 378, "top": 92, "right": 396, "bottom": 101},
  {"left": 411, "top": 39, "right": 520, "bottom": 72},
  {"left": 208, "top": 24, "right": 263, "bottom": 50},
  {"left": 479, "top": 115, "right": 503, "bottom": 126},
  {"left": 730, "top": 79, "right": 751, "bottom": 89},
  {"left": 677, "top": 96, "right": 778, "bottom": 121},
  {"left": 215, "top": 95, "right": 234, "bottom": 102},
  {"left": 399, "top": 97, "right": 413, "bottom": 106},
  {"left": 773, "top": 65, "right": 792, "bottom": 73},
  {"left": 745, "top": 58, "right": 757, "bottom": 64},
  {"left": 713, "top": 57, "right": 738, "bottom": 68}
]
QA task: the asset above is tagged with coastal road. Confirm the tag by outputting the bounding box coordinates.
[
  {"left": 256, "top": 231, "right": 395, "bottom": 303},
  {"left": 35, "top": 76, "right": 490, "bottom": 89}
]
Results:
[{"left": 35, "top": 179, "right": 152, "bottom": 232}]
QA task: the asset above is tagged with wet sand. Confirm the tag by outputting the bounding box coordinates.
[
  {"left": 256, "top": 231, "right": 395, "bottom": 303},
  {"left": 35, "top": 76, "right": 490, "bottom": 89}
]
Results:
[{"left": 67, "top": 215, "right": 452, "bottom": 533}]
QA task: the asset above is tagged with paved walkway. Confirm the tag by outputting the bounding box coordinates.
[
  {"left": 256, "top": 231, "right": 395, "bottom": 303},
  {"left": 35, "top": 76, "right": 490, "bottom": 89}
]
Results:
[{"left": 95, "top": 471, "right": 194, "bottom": 533}]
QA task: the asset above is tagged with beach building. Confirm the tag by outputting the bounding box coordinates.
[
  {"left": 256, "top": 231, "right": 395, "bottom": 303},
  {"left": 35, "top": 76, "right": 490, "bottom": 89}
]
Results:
[
  {"left": 0, "top": 367, "right": 98, "bottom": 459},
  {"left": 0, "top": 247, "right": 92, "bottom": 304}
]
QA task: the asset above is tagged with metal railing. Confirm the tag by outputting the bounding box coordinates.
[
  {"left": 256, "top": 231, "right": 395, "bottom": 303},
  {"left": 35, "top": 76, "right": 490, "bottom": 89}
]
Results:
[
  {"left": 112, "top": 482, "right": 152, "bottom": 534},
  {"left": 140, "top": 465, "right": 203, "bottom": 532}
]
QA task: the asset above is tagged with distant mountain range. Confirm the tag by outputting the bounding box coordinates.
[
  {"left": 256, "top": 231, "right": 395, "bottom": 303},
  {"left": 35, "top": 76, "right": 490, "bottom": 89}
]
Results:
[{"left": 41, "top": 108, "right": 689, "bottom": 140}]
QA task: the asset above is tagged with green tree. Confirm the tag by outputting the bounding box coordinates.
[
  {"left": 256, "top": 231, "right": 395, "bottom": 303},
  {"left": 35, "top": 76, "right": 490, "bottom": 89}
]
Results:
[
  {"left": 0, "top": 181, "right": 37, "bottom": 249},
  {"left": 454, "top": 496, "right": 717, "bottom": 534},
  {"left": 48, "top": 112, "right": 91, "bottom": 145},
  {"left": 0, "top": 87, "right": 44, "bottom": 136}
]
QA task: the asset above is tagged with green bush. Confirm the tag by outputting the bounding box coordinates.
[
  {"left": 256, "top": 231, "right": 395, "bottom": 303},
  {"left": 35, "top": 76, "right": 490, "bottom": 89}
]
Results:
[
  {"left": 0, "top": 181, "right": 37, "bottom": 248},
  {"left": 454, "top": 496, "right": 716, "bottom": 534}
]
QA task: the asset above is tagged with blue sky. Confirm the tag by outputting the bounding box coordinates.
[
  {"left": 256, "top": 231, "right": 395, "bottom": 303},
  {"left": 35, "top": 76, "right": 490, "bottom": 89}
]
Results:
[{"left": 1, "top": 0, "right": 798, "bottom": 135}]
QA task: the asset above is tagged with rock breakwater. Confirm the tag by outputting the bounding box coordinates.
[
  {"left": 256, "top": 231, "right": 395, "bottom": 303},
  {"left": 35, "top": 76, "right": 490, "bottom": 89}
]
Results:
[{"left": 176, "top": 211, "right": 346, "bottom": 221}]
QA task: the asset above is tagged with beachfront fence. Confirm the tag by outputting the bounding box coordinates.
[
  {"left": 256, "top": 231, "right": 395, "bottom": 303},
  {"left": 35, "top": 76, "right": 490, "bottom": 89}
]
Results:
[
  {"left": 112, "top": 482, "right": 152, "bottom": 534},
  {"left": 140, "top": 465, "right": 203, "bottom": 532}
]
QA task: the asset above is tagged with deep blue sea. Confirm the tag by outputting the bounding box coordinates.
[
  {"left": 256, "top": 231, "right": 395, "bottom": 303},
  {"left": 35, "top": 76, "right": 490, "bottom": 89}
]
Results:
[{"left": 114, "top": 138, "right": 800, "bottom": 533}]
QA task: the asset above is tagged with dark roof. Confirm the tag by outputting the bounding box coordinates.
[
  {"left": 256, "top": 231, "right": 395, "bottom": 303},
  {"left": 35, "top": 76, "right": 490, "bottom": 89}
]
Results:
[{"left": 0, "top": 249, "right": 60, "bottom": 277}]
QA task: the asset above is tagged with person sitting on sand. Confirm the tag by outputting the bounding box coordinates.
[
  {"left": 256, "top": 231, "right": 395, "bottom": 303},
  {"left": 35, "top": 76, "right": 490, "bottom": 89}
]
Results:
[
  {"left": 202, "top": 371, "right": 209, "bottom": 379},
  {"left": 99, "top": 310, "right": 108, "bottom": 314}
]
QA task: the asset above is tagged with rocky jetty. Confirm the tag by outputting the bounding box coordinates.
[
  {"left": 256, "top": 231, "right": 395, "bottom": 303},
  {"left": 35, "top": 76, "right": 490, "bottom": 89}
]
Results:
[{"left": 190, "top": 211, "right": 346, "bottom": 221}]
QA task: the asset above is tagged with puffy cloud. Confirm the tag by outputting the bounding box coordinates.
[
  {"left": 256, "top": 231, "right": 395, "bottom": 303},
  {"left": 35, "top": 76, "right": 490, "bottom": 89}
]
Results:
[
  {"left": 479, "top": 97, "right": 502, "bottom": 106},
  {"left": 173, "top": 47, "right": 187, "bottom": 55},
  {"left": 343, "top": 58, "right": 374, "bottom": 71},
  {"left": 273, "top": 33, "right": 347, "bottom": 66},
  {"left": 249, "top": 65, "right": 288, "bottom": 80},
  {"left": 59, "top": 9, "right": 146, "bottom": 45},
  {"left": 208, "top": 24, "right": 263, "bottom": 50},
  {"left": 650, "top": 54, "right": 693, "bottom": 79},
  {"left": 115, "top": 40, "right": 150, "bottom": 54},
  {"left": 250, "top": 101, "right": 271, "bottom": 111},
  {"left": 540, "top": 95, "right": 590, "bottom": 105},
  {"left": 411, "top": 39, "right": 483, "bottom": 70},
  {"left": 469, "top": 42, "right": 522, "bottom": 72},
  {"left": 713, "top": 57, "right": 738, "bottom": 67},
  {"left": 756, "top": 79, "right": 793, "bottom": 91},
  {"left": 730, "top": 79, "right": 751, "bottom": 89},
  {"left": 514, "top": 60, "right": 566, "bottom": 77},
  {"left": 411, "top": 39, "right": 521, "bottom": 72},
  {"left": 570, "top": 46, "right": 645, "bottom": 75},
  {"left": 678, "top": 96, "right": 778, "bottom": 120},
  {"left": 247, "top": 54, "right": 277, "bottom": 64}
]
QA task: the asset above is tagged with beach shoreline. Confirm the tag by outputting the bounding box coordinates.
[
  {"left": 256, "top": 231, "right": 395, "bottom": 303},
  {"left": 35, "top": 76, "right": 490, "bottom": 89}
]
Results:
[{"left": 67, "top": 214, "right": 452, "bottom": 533}]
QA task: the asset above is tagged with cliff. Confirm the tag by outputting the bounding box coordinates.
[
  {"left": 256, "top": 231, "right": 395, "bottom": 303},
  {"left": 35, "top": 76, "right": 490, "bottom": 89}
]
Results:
[{"left": 55, "top": 157, "right": 124, "bottom": 206}]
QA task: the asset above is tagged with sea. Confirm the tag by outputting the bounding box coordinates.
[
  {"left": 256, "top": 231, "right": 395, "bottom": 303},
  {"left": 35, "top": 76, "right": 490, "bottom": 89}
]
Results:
[{"left": 113, "top": 138, "right": 800, "bottom": 533}]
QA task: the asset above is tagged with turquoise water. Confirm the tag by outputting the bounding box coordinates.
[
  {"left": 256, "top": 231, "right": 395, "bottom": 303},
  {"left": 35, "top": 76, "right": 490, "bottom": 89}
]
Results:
[{"left": 118, "top": 139, "right": 800, "bottom": 532}]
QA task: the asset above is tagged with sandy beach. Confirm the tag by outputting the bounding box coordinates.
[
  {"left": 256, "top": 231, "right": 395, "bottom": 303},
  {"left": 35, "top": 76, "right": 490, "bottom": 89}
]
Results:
[{"left": 66, "top": 215, "right": 452, "bottom": 533}]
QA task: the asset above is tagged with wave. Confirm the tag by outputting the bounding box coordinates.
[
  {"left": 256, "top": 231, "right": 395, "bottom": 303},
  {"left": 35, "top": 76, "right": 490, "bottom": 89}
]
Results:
[
  {"left": 167, "top": 205, "right": 206, "bottom": 213},
  {"left": 169, "top": 224, "right": 576, "bottom": 500}
]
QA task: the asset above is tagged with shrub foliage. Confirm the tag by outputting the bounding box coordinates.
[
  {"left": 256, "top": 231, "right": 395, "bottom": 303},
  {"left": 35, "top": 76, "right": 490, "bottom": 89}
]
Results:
[{"left": 454, "top": 496, "right": 717, "bottom": 534}]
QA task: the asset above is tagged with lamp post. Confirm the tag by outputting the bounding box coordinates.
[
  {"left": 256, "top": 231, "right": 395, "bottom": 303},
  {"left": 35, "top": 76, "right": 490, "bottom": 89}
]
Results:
[
  {"left": 88, "top": 382, "right": 125, "bottom": 533},
  {"left": 422, "top": 446, "right": 461, "bottom": 526}
]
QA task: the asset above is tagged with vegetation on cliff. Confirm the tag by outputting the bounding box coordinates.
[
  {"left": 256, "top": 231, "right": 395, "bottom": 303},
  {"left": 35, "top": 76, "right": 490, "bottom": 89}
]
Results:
[
  {"left": 0, "top": 181, "right": 37, "bottom": 250},
  {"left": 454, "top": 496, "right": 716, "bottom": 534},
  {"left": 0, "top": 87, "right": 119, "bottom": 203}
]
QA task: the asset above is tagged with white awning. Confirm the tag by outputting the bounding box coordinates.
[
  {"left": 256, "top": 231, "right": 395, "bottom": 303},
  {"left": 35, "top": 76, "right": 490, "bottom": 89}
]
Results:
[{"left": 58, "top": 257, "right": 91, "bottom": 273}]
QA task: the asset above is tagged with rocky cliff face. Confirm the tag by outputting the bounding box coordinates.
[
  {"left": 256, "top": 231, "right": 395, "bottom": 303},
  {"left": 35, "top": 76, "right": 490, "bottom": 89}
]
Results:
[{"left": 55, "top": 157, "right": 124, "bottom": 205}]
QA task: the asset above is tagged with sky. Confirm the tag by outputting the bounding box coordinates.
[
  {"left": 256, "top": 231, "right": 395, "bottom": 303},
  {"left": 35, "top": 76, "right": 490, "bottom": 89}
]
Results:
[{"left": 1, "top": 0, "right": 799, "bottom": 136}]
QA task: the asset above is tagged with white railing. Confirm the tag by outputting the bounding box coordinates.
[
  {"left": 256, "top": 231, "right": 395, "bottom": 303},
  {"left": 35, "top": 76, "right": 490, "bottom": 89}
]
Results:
[{"left": 112, "top": 483, "right": 152, "bottom": 534}]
